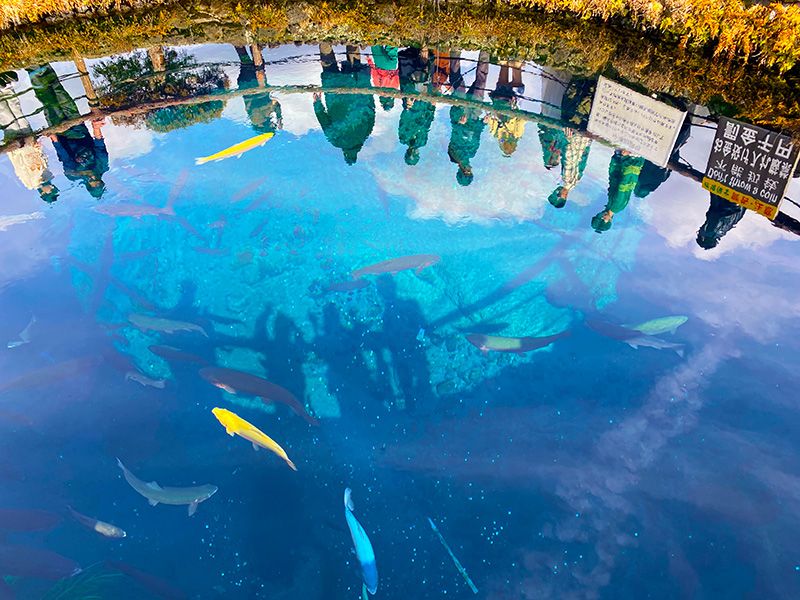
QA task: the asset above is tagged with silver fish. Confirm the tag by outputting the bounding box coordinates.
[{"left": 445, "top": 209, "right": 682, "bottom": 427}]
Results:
[
  {"left": 128, "top": 314, "right": 208, "bottom": 337},
  {"left": 125, "top": 371, "right": 166, "bottom": 389},
  {"left": 625, "top": 335, "right": 684, "bottom": 357},
  {"left": 116, "top": 458, "right": 218, "bottom": 516}
]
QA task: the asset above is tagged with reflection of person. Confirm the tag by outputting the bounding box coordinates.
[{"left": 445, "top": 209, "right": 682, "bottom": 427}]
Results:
[
  {"left": 446, "top": 51, "right": 489, "bottom": 185},
  {"left": 448, "top": 105, "right": 484, "bottom": 186},
  {"left": 634, "top": 114, "right": 691, "bottom": 199},
  {"left": 1, "top": 71, "right": 59, "bottom": 202},
  {"left": 538, "top": 124, "right": 565, "bottom": 170},
  {"left": 398, "top": 47, "right": 435, "bottom": 165},
  {"left": 591, "top": 150, "right": 644, "bottom": 232},
  {"left": 398, "top": 98, "right": 435, "bottom": 166},
  {"left": 314, "top": 43, "right": 375, "bottom": 165},
  {"left": 561, "top": 76, "right": 596, "bottom": 130},
  {"left": 234, "top": 45, "right": 282, "bottom": 134},
  {"left": 485, "top": 59, "right": 525, "bottom": 157},
  {"left": 696, "top": 193, "right": 746, "bottom": 249},
  {"left": 548, "top": 128, "right": 591, "bottom": 208},
  {"left": 49, "top": 119, "right": 109, "bottom": 198},
  {"left": 26, "top": 64, "right": 81, "bottom": 127},
  {"left": 368, "top": 46, "right": 400, "bottom": 112}
]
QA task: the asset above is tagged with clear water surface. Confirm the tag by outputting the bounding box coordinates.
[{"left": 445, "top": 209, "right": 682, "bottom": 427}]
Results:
[{"left": 1, "top": 43, "right": 800, "bottom": 600}]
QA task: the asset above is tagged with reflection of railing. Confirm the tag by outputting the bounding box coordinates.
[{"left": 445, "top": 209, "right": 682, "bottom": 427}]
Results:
[{"left": 2, "top": 78, "right": 798, "bottom": 235}]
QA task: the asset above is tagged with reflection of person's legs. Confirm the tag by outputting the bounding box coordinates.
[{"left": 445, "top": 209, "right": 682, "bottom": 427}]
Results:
[
  {"left": 344, "top": 45, "right": 361, "bottom": 71},
  {"left": 448, "top": 51, "right": 464, "bottom": 92},
  {"left": 319, "top": 43, "right": 338, "bottom": 73},
  {"left": 497, "top": 63, "right": 510, "bottom": 88},
  {"left": 468, "top": 51, "right": 489, "bottom": 100},
  {"left": 509, "top": 61, "right": 523, "bottom": 88}
]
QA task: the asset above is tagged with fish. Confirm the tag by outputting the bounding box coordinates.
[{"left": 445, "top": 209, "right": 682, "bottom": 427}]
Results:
[
  {"left": 200, "top": 367, "right": 318, "bottom": 426},
  {"left": 0, "top": 508, "right": 60, "bottom": 532},
  {"left": 625, "top": 335, "right": 685, "bottom": 357},
  {"left": 211, "top": 408, "right": 297, "bottom": 471},
  {"left": 0, "top": 543, "right": 80, "bottom": 580},
  {"left": 195, "top": 132, "right": 274, "bottom": 165},
  {"left": 93, "top": 202, "right": 175, "bottom": 219},
  {"left": 351, "top": 254, "right": 440, "bottom": 279},
  {"left": 627, "top": 315, "right": 688, "bottom": 336},
  {"left": 128, "top": 314, "right": 208, "bottom": 337},
  {"left": 325, "top": 279, "right": 370, "bottom": 294},
  {"left": 587, "top": 319, "right": 684, "bottom": 357},
  {"left": 7, "top": 315, "right": 35, "bottom": 349},
  {"left": 125, "top": 371, "right": 166, "bottom": 389},
  {"left": 68, "top": 505, "right": 127, "bottom": 538},
  {"left": 0, "top": 212, "right": 44, "bottom": 232},
  {"left": 465, "top": 331, "right": 570, "bottom": 354},
  {"left": 0, "top": 356, "right": 101, "bottom": 394},
  {"left": 343, "top": 488, "right": 378, "bottom": 595},
  {"left": 232, "top": 176, "right": 268, "bottom": 202},
  {"left": 148, "top": 345, "right": 207, "bottom": 365},
  {"left": 116, "top": 458, "right": 218, "bottom": 516}
]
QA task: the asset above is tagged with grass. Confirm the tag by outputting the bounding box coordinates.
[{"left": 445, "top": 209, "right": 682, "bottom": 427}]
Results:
[{"left": 1, "top": 0, "right": 799, "bottom": 71}]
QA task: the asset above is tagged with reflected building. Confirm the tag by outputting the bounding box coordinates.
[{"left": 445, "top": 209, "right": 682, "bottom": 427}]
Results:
[{"left": 314, "top": 43, "right": 375, "bottom": 165}]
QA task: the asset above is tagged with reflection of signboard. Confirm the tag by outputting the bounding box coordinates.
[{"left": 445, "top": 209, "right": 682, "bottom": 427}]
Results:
[
  {"left": 703, "top": 117, "right": 799, "bottom": 220},
  {"left": 587, "top": 76, "right": 687, "bottom": 167}
]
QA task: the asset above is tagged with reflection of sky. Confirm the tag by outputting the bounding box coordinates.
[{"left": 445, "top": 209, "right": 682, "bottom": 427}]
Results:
[{"left": 1, "top": 44, "right": 800, "bottom": 600}]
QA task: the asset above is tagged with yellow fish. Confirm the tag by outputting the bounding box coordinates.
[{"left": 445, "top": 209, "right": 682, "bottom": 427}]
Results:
[
  {"left": 195, "top": 132, "right": 274, "bottom": 165},
  {"left": 212, "top": 407, "right": 297, "bottom": 471}
]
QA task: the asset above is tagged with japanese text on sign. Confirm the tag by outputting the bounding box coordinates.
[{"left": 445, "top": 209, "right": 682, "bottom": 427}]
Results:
[
  {"left": 704, "top": 117, "right": 799, "bottom": 220},
  {"left": 587, "top": 76, "right": 687, "bottom": 167}
]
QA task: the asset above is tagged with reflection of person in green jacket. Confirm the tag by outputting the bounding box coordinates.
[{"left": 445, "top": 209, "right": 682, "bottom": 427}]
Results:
[
  {"left": 314, "top": 43, "right": 375, "bottom": 165},
  {"left": 26, "top": 64, "right": 81, "bottom": 127},
  {"left": 537, "top": 124, "right": 566, "bottom": 171},
  {"left": 234, "top": 45, "right": 282, "bottom": 134},
  {"left": 591, "top": 150, "right": 645, "bottom": 232},
  {"left": 448, "top": 105, "right": 484, "bottom": 186},
  {"left": 397, "top": 47, "right": 435, "bottom": 166},
  {"left": 399, "top": 97, "right": 435, "bottom": 166}
]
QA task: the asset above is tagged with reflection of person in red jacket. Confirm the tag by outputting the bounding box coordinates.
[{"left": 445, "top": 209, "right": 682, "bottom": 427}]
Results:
[
  {"left": 367, "top": 46, "right": 400, "bottom": 90},
  {"left": 367, "top": 46, "right": 400, "bottom": 111}
]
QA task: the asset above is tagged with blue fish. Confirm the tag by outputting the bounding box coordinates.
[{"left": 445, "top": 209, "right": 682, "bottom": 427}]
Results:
[{"left": 344, "top": 488, "right": 378, "bottom": 595}]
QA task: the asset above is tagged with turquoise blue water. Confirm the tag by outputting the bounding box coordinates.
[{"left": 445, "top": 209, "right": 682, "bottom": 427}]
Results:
[{"left": 1, "top": 44, "right": 800, "bottom": 599}]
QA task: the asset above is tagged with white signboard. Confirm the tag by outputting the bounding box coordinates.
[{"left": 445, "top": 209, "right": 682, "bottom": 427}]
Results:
[{"left": 587, "top": 76, "right": 687, "bottom": 167}]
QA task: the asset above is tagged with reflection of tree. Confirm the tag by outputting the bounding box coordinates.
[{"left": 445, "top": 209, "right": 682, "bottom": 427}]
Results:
[{"left": 93, "top": 46, "right": 228, "bottom": 109}]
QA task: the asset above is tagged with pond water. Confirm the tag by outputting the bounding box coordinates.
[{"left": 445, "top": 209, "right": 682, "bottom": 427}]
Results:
[{"left": 1, "top": 42, "right": 800, "bottom": 599}]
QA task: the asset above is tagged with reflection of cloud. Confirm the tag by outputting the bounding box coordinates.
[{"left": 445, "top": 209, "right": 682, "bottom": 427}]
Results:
[
  {"left": 632, "top": 236, "right": 800, "bottom": 343},
  {"left": 367, "top": 113, "right": 561, "bottom": 224},
  {"left": 634, "top": 162, "right": 796, "bottom": 260},
  {"left": 103, "top": 120, "right": 158, "bottom": 160},
  {"left": 358, "top": 98, "right": 401, "bottom": 160},
  {"left": 527, "top": 341, "right": 733, "bottom": 599},
  {"left": 271, "top": 92, "right": 319, "bottom": 137}
]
